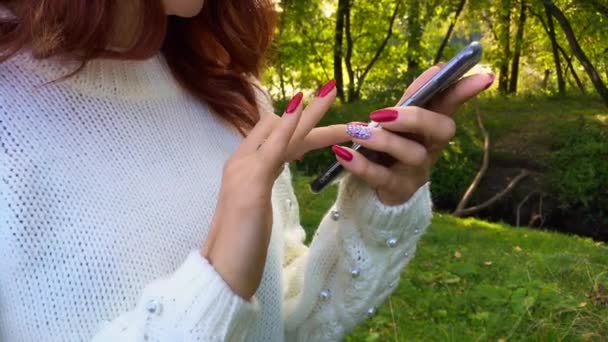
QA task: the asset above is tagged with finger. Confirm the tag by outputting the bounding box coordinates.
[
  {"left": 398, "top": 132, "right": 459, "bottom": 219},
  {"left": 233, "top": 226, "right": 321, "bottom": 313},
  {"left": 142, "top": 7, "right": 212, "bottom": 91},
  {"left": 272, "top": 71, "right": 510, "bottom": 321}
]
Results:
[
  {"left": 366, "top": 106, "right": 456, "bottom": 147},
  {"left": 240, "top": 113, "right": 280, "bottom": 154},
  {"left": 396, "top": 65, "right": 442, "bottom": 105},
  {"left": 331, "top": 145, "right": 399, "bottom": 191},
  {"left": 262, "top": 92, "right": 304, "bottom": 161},
  {"left": 298, "top": 124, "right": 351, "bottom": 154},
  {"left": 291, "top": 79, "right": 337, "bottom": 143},
  {"left": 427, "top": 73, "right": 495, "bottom": 116},
  {"left": 344, "top": 124, "right": 429, "bottom": 167}
]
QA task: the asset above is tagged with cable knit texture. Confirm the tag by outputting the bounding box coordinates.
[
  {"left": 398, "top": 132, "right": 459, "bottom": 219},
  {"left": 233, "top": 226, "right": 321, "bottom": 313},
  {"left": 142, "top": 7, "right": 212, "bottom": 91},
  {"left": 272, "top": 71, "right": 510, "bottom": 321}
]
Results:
[{"left": 0, "top": 51, "right": 432, "bottom": 341}]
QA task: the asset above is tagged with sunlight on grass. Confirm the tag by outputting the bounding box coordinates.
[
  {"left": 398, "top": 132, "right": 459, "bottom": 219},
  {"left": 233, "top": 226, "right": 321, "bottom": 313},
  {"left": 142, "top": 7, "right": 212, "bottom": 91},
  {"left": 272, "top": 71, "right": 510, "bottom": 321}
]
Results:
[
  {"left": 593, "top": 114, "right": 608, "bottom": 125},
  {"left": 446, "top": 215, "right": 507, "bottom": 231}
]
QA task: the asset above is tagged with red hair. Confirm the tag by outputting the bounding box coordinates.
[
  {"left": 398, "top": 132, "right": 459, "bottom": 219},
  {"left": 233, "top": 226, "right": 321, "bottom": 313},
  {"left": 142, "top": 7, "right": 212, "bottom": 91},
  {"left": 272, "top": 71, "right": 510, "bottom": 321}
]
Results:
[{"left": 0, "top": 0, "right": 277, "bottom": 133}]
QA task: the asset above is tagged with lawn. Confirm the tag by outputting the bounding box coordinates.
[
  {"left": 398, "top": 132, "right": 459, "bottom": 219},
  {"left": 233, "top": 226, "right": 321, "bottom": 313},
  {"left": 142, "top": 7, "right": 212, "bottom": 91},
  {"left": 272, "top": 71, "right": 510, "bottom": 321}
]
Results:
[{"left": 292, "top": 174, "right": 608, "bottom": 341}]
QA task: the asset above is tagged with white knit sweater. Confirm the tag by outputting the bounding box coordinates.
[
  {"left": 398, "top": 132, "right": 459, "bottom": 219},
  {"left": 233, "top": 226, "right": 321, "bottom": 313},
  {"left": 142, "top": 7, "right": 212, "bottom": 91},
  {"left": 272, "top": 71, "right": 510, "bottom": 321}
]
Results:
[{"left": 0, "top": 52, "right": 432, "bottom": 341}]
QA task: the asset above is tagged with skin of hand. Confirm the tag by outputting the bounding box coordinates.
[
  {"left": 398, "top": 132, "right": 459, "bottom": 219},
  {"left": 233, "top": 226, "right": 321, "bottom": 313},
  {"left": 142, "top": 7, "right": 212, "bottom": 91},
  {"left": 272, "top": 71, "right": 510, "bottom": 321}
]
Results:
[
  {"left": 201, "top": 83, "right": 348, "bottom": 300},
  {"left": 336, "top": 66, "right": 495, "bottom": 205}
]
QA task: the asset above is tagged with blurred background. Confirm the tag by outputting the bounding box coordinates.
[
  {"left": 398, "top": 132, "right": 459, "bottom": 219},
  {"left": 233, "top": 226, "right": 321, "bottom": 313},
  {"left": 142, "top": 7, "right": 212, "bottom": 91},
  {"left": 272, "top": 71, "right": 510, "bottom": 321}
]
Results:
[{"left": 265, "top": 0, "right": 608, "bottom": 340}]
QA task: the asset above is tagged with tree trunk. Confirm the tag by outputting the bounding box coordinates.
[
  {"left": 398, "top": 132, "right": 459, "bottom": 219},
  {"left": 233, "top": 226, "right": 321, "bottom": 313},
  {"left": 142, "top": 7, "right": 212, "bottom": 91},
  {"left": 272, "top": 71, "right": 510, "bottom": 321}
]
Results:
[
  {"left": 542, "top": 69, "right": 551, "bottom": 89},
  {"left": 545, "top": 0, "right": 608, "bottom": 105},
  {"left": 405, "top": 0, "right": 423, "bottom": 84},
  {"left": 544, "top": 3, "right": 565, "bottom": 94},
  {"left": 434, "top": 0, "right": 467, "bottom": 64},
  {"left": 497, "top": 0, "right": 511, "bottom": 94},
  {"left": 276, "top": 4, "right": 287, "bottom": 101},
  {"left": 333, "top": 0, "right": 348, "bottom": 103},
  {"left": 508, "top": 0, "right": 526, "bottom": 94},
  {"left": 344, "top": 0, "right": 356, "bottom": 102},
  {"left": 557, "top": 44, "right": 586, "bottom": 94}
]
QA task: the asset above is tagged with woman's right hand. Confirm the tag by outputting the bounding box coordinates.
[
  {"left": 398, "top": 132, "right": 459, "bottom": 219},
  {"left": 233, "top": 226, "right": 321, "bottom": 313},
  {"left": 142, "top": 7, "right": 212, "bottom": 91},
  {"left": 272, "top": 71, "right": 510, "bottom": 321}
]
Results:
[{"left": 201, "top": 83, "right": 347, "bottom": 300}]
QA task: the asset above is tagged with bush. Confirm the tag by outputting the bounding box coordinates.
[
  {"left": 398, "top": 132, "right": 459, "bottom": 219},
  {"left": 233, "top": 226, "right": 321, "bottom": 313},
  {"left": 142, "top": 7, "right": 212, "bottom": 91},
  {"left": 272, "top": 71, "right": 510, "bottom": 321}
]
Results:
[
  {"left": 547, "top": 116, "right": 608, "bottom": 226},
  {"left": 430, "top": 112, "right": 483, "bottom": 208}
]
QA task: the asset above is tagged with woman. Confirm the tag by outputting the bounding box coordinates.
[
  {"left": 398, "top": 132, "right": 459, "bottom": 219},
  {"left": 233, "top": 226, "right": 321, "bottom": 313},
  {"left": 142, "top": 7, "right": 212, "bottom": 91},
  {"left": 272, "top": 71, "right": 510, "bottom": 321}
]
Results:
[{"left": 0, "top": 0, "right": 494, "bottom": 341}]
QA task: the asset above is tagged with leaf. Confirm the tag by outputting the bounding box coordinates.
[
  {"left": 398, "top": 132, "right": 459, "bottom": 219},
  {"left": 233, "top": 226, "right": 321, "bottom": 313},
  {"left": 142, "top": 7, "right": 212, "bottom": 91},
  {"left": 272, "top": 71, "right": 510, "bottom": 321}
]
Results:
[
  {"left": 454, "top": 250, "right": 462, "bottom": 258},
  {"left": 440, "top": 274, "right": 461, "bottom": 284},
  {"left": 513, "top": 246, "right": 523, "bottom": 252},
  {"left": 448, "top": 263, "right": 478, "bottom": 277},
  {"left": 483, "top": 261, "right": 493, "bottom": 266},
  {"left": 578, "top": 302, "right": 588, "bottom": 308}
]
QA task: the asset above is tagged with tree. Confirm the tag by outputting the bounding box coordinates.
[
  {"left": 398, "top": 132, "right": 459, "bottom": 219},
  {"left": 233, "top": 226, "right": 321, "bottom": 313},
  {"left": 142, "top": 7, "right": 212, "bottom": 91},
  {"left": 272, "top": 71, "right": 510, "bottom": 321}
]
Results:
[
  {"left": 508, "top": 0, "right": 527, "bottom": 94},
  {"left": 544, "top": 2, "right": 566, "bottom": 95},
  {"left": 545, "top": 0, "right": 608, "bottom": 105},
  {"left": 346, "top": 0, "right": 401, "bottom": 101},
  {"left": 497, "top": 0, "right": 512, "bottom": 94},
  {"left": 434, "top": 0, "right": 467, "bottom": 64},
  {"left": 334, "top": 0, "right": 402, "bottom": 102},
  {"left": 334, "top": 0, "right": 349, "bottom": 102},
  {"left": 404, "top": 0, "right": 423, "bottom": 83}
]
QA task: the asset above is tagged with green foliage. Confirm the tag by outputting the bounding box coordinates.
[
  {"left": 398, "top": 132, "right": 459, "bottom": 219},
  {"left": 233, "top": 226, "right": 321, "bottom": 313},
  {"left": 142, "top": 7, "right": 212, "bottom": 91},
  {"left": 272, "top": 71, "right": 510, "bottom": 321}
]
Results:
[
  {"left": 268, "top": 0, "right": 608, "bottom": 102},
  {"left": 547, "top": 116, "right": 608, "bottom": 224},
  {"left": 430, "top": 110, "right": 483, "bottom": 207},
  {"left": 292, "top": 176, "right": 608, "bottom": 341}
]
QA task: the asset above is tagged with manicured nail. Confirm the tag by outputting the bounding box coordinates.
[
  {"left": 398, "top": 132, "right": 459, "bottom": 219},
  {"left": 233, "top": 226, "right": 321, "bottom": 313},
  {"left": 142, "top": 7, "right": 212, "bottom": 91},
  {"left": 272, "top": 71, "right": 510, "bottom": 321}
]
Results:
[
  {"left": 317, "top": 79, "right": 336, "bottom": 97},
  {"left": 332, "top": 145, "right": 353, "bottom": 161},
  {"left": 370, "top": 109, "right": 398, "bottom": 122},
  {"left": 285, "top": 92, "right": 303, "bottom": 113},
  {"left": 483, "top": 73, "right": 496, "bottom": 90},
  {"left": 346, "top": 122, "right": 372, "bottom": 140}
]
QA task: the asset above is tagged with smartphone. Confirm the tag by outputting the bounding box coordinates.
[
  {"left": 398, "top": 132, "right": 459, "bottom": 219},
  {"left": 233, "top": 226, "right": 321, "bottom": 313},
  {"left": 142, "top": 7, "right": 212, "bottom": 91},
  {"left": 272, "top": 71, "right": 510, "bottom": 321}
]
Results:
[{"left": 310, "top": 41, "right": 483, "bottom": 193}]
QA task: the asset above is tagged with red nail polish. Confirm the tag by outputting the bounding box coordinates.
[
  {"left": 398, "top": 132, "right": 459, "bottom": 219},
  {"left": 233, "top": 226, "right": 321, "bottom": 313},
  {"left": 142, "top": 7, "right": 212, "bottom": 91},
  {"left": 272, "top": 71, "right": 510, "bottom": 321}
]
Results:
[
  {"left": 317, "top": 79, "right": 336, "bottom": 97},
  {"left": 483, "top": 73, "right": 496, "bottom": 90},
  {"left": 332, "top": 145, "right": 353, "bottom": 161},
  {"left": 285, "top": 92, "right": 303, "bottom": 113},
  {"left": 370, "top": 109, "right": 398, "bottom": 122}
]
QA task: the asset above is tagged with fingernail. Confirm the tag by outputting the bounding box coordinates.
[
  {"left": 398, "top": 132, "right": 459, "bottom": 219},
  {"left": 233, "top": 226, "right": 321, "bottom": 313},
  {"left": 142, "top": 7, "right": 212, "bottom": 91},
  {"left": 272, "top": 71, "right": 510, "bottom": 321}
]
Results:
[
  {"left": 285, "top": 92, "right": 303, "bottom": 113},
  {"left": 316, "top": 79, "right": 336, "bottom": 97},
  {"left": 346, "top": 122, "right": 372, "bottom": 140},
  {"left": 370, "top": 109, "right": 398, "bottom": 122},
  {"left": 483, "top": 73, "right": 495, "bottom": 90},
  {"left": 332, "top": 145, "right": 353, "bottom": 161},
  {"left": 435, "top": 63, "right": 445, "bottom": 68}
]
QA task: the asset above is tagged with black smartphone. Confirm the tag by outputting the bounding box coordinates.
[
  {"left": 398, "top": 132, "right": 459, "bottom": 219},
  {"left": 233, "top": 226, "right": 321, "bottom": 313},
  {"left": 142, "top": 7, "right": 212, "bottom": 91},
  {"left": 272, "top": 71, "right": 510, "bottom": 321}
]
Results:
[{"left": 310, "top": 41, "right": 483, "bottom": 193}]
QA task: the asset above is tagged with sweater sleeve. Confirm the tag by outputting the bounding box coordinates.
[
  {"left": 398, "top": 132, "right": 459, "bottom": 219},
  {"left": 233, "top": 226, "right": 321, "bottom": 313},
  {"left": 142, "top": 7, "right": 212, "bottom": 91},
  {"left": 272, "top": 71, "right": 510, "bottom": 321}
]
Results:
[
  {"left": 282, "top": 171, "right": 432, "bottom": 341},
  {"left": 91, "top": 251, "right": 259, "bottom": 341}
]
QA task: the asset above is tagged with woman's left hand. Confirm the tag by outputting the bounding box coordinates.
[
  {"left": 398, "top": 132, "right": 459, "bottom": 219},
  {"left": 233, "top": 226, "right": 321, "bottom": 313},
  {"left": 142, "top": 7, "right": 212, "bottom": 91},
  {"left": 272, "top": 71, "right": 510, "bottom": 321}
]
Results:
[{"left": 334, "top": 66, "right": 495, "bottom": 205}]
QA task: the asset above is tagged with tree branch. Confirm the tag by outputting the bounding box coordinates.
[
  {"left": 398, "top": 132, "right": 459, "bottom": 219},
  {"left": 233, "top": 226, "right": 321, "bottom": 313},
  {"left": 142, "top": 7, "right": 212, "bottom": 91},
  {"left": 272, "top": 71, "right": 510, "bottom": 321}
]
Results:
[
  {"left": 454, "top": 170, "right": 531, "bottom": 217},
  {"left": 434, "top": 0, "right": 467, "bottom": 64},
  {"left": 454, "top": 98, "right": 490, "bottom": 213},
  {"left": 353, "top": 0, "right": 401, "bottom": 99}
]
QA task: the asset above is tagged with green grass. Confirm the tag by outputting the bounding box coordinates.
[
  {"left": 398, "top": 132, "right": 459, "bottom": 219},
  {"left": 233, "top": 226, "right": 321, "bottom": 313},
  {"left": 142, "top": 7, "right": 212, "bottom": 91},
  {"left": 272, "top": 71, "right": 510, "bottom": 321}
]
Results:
[{"left": 292, "top": 174, "right": 608, "bottom": 341}]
